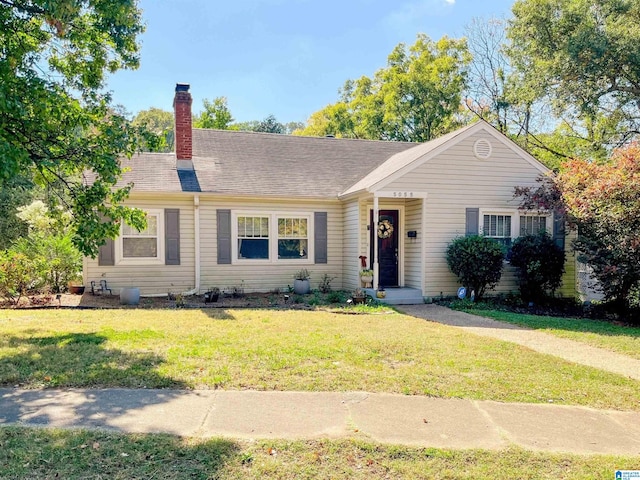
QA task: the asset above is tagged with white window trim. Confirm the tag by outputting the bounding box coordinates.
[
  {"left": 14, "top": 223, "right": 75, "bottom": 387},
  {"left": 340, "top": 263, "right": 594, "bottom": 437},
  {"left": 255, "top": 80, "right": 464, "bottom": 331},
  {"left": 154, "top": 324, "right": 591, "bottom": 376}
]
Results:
[
  {"left": 116, "top": 209, "right": 165, "bottom": 266},
  {"left": 479, "top": 209, "right": 552, "bottom": 241},
  {"left": 231, "top": 211, "right": 314, "bottom": 265}
]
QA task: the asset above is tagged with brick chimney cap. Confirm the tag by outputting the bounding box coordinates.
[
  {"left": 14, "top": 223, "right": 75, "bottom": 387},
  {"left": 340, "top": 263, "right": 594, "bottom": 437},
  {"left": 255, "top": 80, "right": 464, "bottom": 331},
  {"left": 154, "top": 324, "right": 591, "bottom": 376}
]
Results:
[{"left": 175, "top": 83, "right": 190, "bottom": 92}]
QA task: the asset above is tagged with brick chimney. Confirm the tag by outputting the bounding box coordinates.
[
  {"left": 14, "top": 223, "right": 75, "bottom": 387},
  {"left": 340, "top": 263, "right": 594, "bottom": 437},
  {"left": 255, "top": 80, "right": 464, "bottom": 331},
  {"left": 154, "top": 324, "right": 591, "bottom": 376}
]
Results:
[{"left": 173, "top": 83, "right": 193, "bottom": 170}]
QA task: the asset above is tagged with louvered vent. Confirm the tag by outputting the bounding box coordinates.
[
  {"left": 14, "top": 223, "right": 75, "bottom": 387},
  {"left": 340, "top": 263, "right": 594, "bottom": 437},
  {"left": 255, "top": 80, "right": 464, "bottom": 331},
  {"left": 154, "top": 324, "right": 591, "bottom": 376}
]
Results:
[{"left": 473, "top": 138, "right": 492, "bottom": 159}]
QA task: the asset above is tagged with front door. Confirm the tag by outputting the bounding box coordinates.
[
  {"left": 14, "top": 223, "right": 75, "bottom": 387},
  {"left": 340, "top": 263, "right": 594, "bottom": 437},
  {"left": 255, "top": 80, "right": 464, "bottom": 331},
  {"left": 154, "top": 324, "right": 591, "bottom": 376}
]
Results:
[{"left": 370, "top": 209, "right": 399, "bottom": 287}]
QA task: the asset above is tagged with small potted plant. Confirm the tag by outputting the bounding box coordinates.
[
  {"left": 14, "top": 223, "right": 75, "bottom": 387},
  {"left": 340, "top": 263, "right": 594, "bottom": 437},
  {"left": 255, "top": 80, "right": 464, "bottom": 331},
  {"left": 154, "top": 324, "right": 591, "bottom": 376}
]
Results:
[
  {"left": 359, "top": 269, "right": 374, "bottom": 288},
  {"left": 204, "top": 287, "right": 220, "bottom": 303},
  {"left": 376, "top": 285, "right": 386, "bottom": 299},
  {"left": 352, "top": 287, "right": 367, "bottom": 304},
  {"left": 293, "top": 268, "right": 311, "bottom": 294}
]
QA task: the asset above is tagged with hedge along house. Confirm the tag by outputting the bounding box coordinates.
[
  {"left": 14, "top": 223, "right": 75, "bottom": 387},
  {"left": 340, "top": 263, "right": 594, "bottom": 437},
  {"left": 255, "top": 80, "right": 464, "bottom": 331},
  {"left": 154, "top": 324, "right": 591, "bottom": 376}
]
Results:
[{"left": 84, "top": 84, "right": 575, "bottom": 303}]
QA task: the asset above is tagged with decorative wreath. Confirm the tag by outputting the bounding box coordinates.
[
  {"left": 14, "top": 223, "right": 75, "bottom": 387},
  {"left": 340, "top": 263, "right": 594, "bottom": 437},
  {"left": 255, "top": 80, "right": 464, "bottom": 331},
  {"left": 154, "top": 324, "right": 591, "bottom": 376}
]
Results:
[{"left": 377, "top": 219, "right": 394, "bottom": 239}]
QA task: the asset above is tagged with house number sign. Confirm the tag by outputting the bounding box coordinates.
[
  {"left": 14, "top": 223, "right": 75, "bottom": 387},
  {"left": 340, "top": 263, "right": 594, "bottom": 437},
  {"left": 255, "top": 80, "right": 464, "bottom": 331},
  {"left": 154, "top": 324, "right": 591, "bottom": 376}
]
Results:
[{"left": 391, "top": 191, "right": 414, "bottom": 198}]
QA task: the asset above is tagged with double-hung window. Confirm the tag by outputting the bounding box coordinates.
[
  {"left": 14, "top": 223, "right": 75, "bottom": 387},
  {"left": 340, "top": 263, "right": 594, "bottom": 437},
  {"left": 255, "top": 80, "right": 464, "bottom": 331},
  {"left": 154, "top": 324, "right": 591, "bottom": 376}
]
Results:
[
  {"left": 117, "top": 209, "right": 164, "bottom": 264},
  {"left": 519, "top": 215, "right": 547, "bottom": 236},
  {"left": 237, "top": 216, "right": 270, "bottom": 260},
  {"left": 233, "top": 212, "right": 312, "bottom": 263},
  {"left": 483, "top": 214, "right": 512, "bottom": 247}
]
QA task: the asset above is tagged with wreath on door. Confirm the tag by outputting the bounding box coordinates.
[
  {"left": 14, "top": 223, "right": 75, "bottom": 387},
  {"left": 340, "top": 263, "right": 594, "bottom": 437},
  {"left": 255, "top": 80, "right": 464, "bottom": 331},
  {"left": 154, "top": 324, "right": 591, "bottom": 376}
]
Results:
[{"left": 377, "top": 219, "right": 394, "bottom": 239}]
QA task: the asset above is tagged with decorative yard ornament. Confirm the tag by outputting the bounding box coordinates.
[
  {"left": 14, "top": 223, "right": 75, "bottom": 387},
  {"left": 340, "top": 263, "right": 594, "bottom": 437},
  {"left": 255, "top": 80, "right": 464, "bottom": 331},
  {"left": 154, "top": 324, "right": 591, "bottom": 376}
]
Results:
[{"left": 377, "top": 219, "right": 394, "bottom": 239}]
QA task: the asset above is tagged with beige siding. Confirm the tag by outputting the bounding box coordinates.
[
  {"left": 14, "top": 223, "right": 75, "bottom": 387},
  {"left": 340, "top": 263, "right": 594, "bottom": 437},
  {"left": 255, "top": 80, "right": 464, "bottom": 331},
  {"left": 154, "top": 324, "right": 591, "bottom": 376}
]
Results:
[
  {"left": 559, "top": 228, "right": 577, "bottom": 298},
  {"left": 342, "top": 199, "right": 361, "bottom": 290},
  {"left": 382, "top": 131, "right": 550, "bottom": 298},
  {"left": 83, "top": 195, "right": 196, "bottom": 296},
  {"left": 404, "top": 198, "right": 423, "bottom": 289},
  {"left": 199, "top": 198, "right": 344, "bottom": 293}
]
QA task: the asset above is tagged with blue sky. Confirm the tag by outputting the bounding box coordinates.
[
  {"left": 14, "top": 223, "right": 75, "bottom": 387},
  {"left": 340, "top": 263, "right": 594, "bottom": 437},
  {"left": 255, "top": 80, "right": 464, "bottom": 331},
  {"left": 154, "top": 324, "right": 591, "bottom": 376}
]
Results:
[{"left": 107, "top": 0, "right": 515, "bottom": 124}]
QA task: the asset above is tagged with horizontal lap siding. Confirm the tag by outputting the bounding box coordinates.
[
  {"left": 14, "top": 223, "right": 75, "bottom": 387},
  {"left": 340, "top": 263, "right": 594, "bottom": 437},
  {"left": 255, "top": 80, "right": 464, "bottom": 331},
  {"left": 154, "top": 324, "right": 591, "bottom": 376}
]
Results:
[
  {"left": 343, "top": 200, "right": 360, "bottom": 290},
  {"left": 200, "top": 198, "right": 344, "bottom": 293},
  {"left": 384, "top": 132, "right": 545, "bottom": 299},
  {"left": 404, "top": 199, "right": 422, "bottom": 289},
  {"left": 83, "top": 196, "right": 195, "bottom": 296}
]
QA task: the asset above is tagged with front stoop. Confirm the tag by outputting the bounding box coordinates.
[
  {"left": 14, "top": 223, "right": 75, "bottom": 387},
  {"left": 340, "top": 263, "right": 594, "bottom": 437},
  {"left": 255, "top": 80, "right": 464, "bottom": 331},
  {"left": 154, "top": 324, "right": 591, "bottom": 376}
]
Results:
[{"left": 363, "top": 287, "right": 424, "bottom": 305}]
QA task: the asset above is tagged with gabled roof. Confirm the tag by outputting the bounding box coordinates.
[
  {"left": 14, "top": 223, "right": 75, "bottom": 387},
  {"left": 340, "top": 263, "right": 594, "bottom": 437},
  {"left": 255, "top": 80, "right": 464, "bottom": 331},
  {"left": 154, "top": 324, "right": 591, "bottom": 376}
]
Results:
[
  {"left": 339, "top": 120, "right": 549, "bottom": 197},
  {"left": 115, "top": 130, "right": 415, "bottom": 198}
]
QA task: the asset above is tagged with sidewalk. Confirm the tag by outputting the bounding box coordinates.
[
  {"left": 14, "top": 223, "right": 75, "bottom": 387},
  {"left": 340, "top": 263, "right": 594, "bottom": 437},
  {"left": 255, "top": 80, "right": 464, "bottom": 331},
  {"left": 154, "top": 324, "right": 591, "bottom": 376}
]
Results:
[
  {"left": 1, "top": 388, "right": 639, "bottom": 455},
  {"left": 398, "top": 304, "right": 640, "bottom": 381}
]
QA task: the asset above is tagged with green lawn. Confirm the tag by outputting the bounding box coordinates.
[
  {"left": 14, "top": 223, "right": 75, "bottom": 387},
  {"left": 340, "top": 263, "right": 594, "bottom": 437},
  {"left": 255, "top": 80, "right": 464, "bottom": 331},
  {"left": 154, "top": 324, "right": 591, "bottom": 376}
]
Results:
[
  {"left": 1, "top": 308, "right": 639, "bottom": 410},
  {"left": 1, "top": 427, "right": 637, "bottom": 480},
  {"left": 461, "top": 308, "right": 640, "bottom": 360}
]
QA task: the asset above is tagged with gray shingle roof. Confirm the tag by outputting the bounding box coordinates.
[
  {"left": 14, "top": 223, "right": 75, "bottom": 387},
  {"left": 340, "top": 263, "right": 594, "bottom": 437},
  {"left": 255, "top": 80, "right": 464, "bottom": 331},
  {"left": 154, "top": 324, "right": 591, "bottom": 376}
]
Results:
[{"left": 115, "top": 129, "right": 416, "bottom": 198}]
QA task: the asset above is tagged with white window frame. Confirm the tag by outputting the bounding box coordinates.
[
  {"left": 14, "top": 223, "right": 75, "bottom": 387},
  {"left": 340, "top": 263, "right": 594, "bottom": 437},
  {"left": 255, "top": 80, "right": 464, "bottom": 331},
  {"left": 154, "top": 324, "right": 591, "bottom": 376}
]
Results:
[
  {"left": 231, "top": 211, "right": 314, "bottom": 265},
  {"left": 116, "top": 209, "right": 165, "bottom": 266},
  {"left": 479, "top": 209, "right": 552, "bottom": 245}
]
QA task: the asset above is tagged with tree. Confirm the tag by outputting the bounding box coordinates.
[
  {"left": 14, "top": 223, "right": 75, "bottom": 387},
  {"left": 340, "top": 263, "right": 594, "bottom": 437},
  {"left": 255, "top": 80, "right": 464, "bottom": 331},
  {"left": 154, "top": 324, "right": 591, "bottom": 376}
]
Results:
[
  {"left": 297, "top": 34, "right": 471, "bottom": 142},
  {"left": 0, "top": 175, "right": 35, "bottom": 248},
  {"left": 254, "top": 115, "right": 285, "bottom": 134},
  {"left": 1, "top": 0, "right": 148, "bottom": 257},
  {"left": 193, "top": 97, "right": 234, "bottom": 129},
  {"left": 508, "top": 0, "right": 640, "bottom": 148},
  {"left": 132, "top": 107, "right": 174, "bottom": 152}
]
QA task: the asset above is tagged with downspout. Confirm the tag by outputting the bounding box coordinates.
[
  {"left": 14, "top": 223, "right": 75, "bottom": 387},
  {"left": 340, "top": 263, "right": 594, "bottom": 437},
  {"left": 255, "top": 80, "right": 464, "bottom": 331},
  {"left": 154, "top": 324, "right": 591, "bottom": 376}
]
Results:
[{"left": 175, "top": 194, "right": 200, "bottom": 297}]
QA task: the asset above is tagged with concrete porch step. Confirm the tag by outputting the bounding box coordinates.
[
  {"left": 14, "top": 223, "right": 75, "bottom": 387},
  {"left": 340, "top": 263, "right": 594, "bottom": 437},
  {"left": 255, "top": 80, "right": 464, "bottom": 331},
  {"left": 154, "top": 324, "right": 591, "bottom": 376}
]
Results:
[{"left": 363, "top": 287, "right": 424, "bottom": 305}]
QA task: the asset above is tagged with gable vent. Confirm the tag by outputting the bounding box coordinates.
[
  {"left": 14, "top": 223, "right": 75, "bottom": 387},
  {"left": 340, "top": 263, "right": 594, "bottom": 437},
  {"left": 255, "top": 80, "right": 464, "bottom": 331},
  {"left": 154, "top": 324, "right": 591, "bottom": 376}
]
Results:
[{"left": 473, "top": 138, "right": 492, "bottom": 159}]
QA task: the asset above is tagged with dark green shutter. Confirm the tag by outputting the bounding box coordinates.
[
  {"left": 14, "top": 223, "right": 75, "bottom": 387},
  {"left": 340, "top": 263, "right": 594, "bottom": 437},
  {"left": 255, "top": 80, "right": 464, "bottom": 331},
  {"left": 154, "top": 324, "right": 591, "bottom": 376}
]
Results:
[
  {"left": 98, "top": 238, "right": 115, "bottom": 266},
  {"left": 217, "top": 209, "right": 232, "bottom": 264},
  {"left": 465, "top": 208, "right": 479, "bottom": 236},
  {"left": 314, "top": 212, "right": 328, "bottom": 264},
  {"left": 165, "top": 208, "right": 180, "bottom": 265},
  {"left": 553, "top": 211, "right": 565, "bottom": 250}
]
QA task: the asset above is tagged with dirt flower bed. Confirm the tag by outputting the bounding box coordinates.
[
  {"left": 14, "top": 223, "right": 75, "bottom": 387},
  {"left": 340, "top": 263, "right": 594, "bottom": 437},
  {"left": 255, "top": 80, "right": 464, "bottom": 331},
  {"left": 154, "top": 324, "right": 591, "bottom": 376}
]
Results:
[{"left": 1, "top": 290, "right": 357, "bottom": 310}]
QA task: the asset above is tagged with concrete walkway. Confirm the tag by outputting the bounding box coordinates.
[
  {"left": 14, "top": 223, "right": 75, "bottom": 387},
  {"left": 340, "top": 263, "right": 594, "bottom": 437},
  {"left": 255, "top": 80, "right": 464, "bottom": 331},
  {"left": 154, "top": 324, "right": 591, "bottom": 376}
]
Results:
[
  {"left": 1, "top": 388, "right": 640, "bottom": 455},
  {"left": 398, "top": 304, "right": 640, "bottom": 381}
]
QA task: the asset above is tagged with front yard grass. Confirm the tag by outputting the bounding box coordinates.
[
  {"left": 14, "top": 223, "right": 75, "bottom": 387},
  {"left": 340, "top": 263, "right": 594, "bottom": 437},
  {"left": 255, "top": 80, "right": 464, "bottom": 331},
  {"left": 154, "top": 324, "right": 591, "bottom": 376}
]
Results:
[
  {"left": 458, "top": 308, "right": 640, "bottom": 360},
  {"left": 1, "top": 308, "right": 639, "bottom": 410},
  {"left": 1, "top": 427, "right": 638, "bottom": 480}
]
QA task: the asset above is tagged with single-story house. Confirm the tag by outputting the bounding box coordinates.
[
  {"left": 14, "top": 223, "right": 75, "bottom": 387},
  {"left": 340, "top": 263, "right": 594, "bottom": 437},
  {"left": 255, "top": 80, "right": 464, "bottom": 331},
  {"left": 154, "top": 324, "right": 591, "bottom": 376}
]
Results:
[{"left": 84, "top": 84, "right": 575, "bottom": 303}]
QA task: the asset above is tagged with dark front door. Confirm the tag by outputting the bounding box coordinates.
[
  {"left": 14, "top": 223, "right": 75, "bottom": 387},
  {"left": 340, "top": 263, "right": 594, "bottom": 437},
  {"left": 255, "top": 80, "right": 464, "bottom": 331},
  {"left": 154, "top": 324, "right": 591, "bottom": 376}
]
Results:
[{"left": 370, "top": 209, "right": 399, "bottom": 287}]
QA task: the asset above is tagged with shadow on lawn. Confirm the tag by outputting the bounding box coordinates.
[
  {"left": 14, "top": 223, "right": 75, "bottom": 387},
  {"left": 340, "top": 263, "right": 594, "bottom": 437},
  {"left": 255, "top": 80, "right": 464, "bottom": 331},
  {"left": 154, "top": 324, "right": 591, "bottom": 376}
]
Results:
[
  {"left": 0, "top": 332, "right": 187, "bottom": 389},
  {"left": 0, "top": 426, "right": 240, "bottom": 478}
]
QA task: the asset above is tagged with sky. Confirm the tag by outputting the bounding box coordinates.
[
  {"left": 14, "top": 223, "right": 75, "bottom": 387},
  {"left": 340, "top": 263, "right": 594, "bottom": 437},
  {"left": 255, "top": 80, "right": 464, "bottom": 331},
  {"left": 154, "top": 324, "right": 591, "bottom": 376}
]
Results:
[{"left": 107, "top": 0, "right": 516, "bottom": 124}]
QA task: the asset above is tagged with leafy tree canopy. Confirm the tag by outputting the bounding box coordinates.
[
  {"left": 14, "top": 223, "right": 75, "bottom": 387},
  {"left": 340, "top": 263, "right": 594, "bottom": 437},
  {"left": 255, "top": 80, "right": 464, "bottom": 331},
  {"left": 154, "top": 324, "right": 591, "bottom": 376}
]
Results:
[
  {"left": 1, "top": 0, "right": 148, "bottom": 256},
  {"left": 193, "top": 97, "right": 234, "bottom": 129},
  {"left": 132, "top": 107, "right": 174, "bottom": 152},
  {"left": 508, "top": 0, "right": 640, "bottom": 147},
  {"left": 296, "top": 34, "right": 471, "bottom": 142}
]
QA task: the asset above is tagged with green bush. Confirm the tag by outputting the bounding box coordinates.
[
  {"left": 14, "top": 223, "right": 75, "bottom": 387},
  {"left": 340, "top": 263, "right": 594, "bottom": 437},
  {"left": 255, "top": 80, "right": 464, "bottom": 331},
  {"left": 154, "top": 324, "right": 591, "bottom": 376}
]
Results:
[
  {"left": 446, "top": 235, "right": 505, "bottom": 301},
  {"left": 508, "top": 233, "right": 565, "bottom": 303},
  {"left": 0, "top": 250, "right": 39, "bottom": 304}
]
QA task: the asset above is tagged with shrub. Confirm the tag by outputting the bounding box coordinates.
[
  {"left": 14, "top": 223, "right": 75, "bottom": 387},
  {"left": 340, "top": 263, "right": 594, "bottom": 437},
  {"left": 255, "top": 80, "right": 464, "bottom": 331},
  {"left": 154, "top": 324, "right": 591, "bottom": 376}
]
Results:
[
  {"left": 446, "top": 235, "right": 505, "bottom": 301},
  {"left": 508, "top": 233, "right": 565, "bottom": 303},
  {"left": 0, "top": 250, "right": 39, "bottom": 305}
]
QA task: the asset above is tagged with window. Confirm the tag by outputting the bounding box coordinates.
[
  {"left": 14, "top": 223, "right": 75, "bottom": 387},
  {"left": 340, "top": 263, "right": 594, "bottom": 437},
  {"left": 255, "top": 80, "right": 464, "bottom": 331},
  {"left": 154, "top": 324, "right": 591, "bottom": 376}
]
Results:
[
  {"left": 237, "top": 216, "right": 269, "bottom": 259},
  {"left": 483, "top": 214, "right": 512, "bottom": 247},
  {"left": 123, "top": 213, "right": 159, "bottom": 258},
  {"left": 117, "top": 209, "right": 164, "bottom": 265},
  {"left": 278, "top": 217, "right": 308, "bottom": 259},
  {"left": 233, "top": 212, "right": 313, "bottom": 263},
  {"left": 520, "top": 215, "right": 547, "bottom": 236}
]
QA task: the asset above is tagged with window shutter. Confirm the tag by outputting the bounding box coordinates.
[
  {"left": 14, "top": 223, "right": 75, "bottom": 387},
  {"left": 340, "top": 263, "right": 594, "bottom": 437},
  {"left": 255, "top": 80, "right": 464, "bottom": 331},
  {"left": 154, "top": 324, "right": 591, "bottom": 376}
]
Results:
[
  {"left": 98, "top": 238, "right": 115, "bottom": 266},
  {"left": 217, "top": 209, "right": 232, "bottom": 264},
  {"left": 165, "top": 208, "right": 180, "bottom": 265},
  {"left": 465, "top": 208, "right": 479, "bottom": 236},
  {"left": 553, "top": 211, "right": 565, "bottom": 250},
  {"left": 314, "top": 211, "right": 328, "bottom": 264}
]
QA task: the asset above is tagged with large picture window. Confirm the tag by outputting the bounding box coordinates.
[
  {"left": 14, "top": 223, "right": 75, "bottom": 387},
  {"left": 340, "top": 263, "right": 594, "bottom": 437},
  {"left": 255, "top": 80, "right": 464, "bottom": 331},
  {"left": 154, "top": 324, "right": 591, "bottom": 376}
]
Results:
[
  {"left": 233, "top": 212, "right": 313, "bottom": 263},
  {"left": 237, "top": 216, "right": 269, "bottom": 259}
]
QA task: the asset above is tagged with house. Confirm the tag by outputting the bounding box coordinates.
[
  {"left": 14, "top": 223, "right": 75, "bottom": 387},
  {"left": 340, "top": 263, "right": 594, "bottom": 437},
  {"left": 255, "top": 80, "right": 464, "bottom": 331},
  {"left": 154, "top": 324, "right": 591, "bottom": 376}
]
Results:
[{"left": 84, "top": 84, "right": 575, "bottom": 303}]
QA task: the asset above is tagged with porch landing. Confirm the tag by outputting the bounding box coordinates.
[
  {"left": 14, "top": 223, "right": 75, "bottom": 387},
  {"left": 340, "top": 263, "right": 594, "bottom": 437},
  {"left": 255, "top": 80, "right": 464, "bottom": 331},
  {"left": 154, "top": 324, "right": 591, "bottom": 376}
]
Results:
[{"left": 363, "top": 287, "right": 424, "bottom": 305}]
